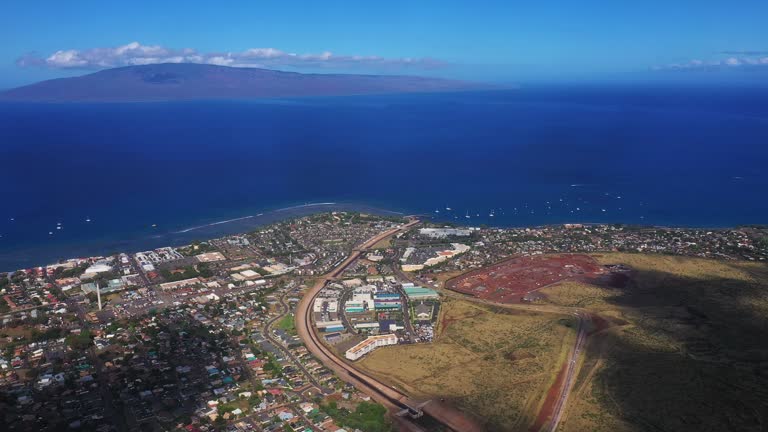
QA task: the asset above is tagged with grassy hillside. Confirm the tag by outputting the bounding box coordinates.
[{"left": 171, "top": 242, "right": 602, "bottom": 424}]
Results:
[
  {"left": 358, "top": 299, "right": 575, "bottom": 431},
  {"left": 540, "top": 253, "right": 768, "bottom": 432}
]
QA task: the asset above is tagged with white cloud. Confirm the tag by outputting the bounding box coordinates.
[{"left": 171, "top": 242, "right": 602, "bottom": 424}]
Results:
[
  {"left": 18, "top": 41, "right": 445, "bottom": 71},
  {"left": 655, "top": 52, "right": 768, "bottom": 71},
  {"left": 242, "top": 48, "right": 284, "bottom": 58},
  {"left": 46, "top": 50, "right": 89, "bottom": 68}
]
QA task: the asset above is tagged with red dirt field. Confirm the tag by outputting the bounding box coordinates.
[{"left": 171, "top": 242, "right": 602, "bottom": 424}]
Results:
[
  {"left": 445, "top": 254, "right": 607, "bottom": 303},
  {"left": 529, "top": 362, "right": 567, "bottom": 432}
]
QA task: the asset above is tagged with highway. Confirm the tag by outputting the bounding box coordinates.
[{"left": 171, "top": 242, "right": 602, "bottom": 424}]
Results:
[{"left": 295, "top": 219, "right": 483, "bottom": 432}]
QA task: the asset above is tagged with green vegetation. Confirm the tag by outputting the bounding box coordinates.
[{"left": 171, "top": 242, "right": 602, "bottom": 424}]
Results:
[
  {"left": 55, "top": 264, "right": 88, "bottom": 278},
  {"left": 89, "top": 270, "right": 120, "bottom": 287},
  {"left": 254, "top": 266, "right": 270, "bottom": 276},
  {"left": 30, "top": 327, "right": 65, "bottom": 342},
  {"left": 320, "top": 401, "right": 392, "bottom": 432},
  {"left": 276, "top": 313, "right": 296, "bottom": 335},
  {"left": 160, "top": 266, "right": 200, "bottom": 281},
  {"left": 263, "top": 353, "right": 283, "bottom": 377},
  {"left": 65, "top": 330, "right": 93, "bottom": 350},
  {"left": 11, "top": 271, "right": 26, "bottom": 283},
  {"left": 197, "top": 262, "right": 214, "bottom": 278},
  {"left": 191, "top": 240, "right": 216, "bottom": 253}
]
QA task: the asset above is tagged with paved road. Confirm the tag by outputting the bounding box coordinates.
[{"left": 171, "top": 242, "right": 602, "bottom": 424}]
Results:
[
  {"left": 390, "top": 248, "right": 416, "bottom": 337},
  {"left": 199, "top": 306, "right": 322, "bottom": 432},
  {"left": 263, "top": 289, "right": 330, "bottom": 394},
  {"left": 295, "top": 220, "right": 484, "bottom": 432}
]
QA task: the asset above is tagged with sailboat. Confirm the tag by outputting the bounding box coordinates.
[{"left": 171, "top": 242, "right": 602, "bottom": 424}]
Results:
[{"left": 465, "top": 211, "right": 471, "bottom": 219}]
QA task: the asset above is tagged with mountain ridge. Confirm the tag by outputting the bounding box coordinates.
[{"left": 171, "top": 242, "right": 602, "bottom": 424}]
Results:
[{"left": 0, "top": 63, "right": 489, "bottom": 102}]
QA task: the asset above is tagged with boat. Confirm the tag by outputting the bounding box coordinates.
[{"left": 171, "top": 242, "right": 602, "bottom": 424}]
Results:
[
  {"left": 434, "top": 208, "right": 440, "bottom": 213},
  {"left": 465, "top": 211, "right": 470, "bottom": 219}
]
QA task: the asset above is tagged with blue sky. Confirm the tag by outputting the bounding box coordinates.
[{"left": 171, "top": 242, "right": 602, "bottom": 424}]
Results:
[{"left": 2, "top": 0, "right": 768, "bottom": 87}]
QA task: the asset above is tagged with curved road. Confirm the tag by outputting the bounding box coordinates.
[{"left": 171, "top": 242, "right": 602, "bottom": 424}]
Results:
[
  {"left": 295, "top": 220, "right": 483, "bottom": 432},
  {"left": 263, "top": 290, "right": 330, "bottom": 394}
]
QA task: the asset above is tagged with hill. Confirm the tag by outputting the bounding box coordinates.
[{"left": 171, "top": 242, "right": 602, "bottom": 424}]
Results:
[{"left": 0, "top": 63, "right": 486, "bottom": 102}]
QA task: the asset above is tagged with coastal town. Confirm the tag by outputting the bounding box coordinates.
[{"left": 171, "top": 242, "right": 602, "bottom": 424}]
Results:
[{"left": 2, "top": 212, "right": 768, "bottom": 432}]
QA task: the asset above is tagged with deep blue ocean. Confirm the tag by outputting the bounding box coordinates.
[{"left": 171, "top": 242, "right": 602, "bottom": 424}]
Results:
[{"left": 1, "top": 86, "right": 767, "bottom": 270}]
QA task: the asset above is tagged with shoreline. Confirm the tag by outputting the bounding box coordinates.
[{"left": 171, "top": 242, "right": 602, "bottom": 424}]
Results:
[
  {"left": 0, "top": 202, "right": 404, "bottom": 272},
  {"left": 1, "top": 200, "right": 763, "bottom": 272}
]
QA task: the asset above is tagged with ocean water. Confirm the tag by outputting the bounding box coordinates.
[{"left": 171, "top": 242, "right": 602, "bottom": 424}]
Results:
[{"left": 1, "top": 86, "right": 767, "bottom": 270}]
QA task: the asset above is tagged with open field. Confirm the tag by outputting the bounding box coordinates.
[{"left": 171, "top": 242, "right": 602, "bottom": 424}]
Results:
[
  {"left": 276, "top": 313, "right": 296, "bottom": 335},
  {"left": 358, "top": 299, "right": 576, "bottom": 431},
  {"left": 370, "top": 237, "right": 392, "bottom": 250},
  {"left": 538, "top": 253, "right": 768, "bottom": 432},
  {"left": 445, "top": 254, "right": 607, "bottom": 303},
  {"left": 423, "top": 270, "right": 466, "bottom": 287}
]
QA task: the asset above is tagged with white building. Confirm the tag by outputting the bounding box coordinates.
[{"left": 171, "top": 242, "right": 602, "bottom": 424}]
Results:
[
  {"left": 342, "top": 278, "right": 363, "bottom": 288},
  {"left": 84, "top": 263, "right": 112, "bottom": 274},
  {"left": 345, "top": 334, "right": 398, "bottom": 361},
  {"left": 419, "top": 228, "right": 473, "bottom": 239},
  {"left": 313, "top": 298, "right": 338, "bottom": 313}
]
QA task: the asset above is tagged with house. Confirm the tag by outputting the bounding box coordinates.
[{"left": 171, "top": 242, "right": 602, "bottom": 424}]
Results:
[
  {"left": 414, "top": 303, "right": 433, "bottom": 321},
  {"left": 277, "top": 410, "right": 294, "bottom": 421}
]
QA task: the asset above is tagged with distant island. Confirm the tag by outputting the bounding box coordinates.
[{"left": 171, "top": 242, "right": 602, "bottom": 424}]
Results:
[{"left": 0, "top": 63, "right": 489, "bottom": 102}]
